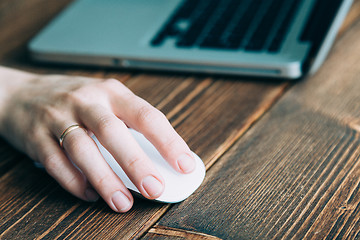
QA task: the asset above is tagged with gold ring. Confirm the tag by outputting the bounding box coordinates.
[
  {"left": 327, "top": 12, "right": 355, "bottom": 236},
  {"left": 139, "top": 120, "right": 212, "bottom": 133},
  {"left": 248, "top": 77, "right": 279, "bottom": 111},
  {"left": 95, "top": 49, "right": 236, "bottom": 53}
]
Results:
[{"left": 59, "top": 124, "right": 83, "bottom": 148}]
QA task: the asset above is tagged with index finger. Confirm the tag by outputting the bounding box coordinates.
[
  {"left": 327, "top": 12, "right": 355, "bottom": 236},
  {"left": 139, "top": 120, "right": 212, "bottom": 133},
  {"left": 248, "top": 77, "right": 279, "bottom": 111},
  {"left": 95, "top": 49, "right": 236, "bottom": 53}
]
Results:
[{"left": 105, "top": 81, "right": 196, "bottom": 174}]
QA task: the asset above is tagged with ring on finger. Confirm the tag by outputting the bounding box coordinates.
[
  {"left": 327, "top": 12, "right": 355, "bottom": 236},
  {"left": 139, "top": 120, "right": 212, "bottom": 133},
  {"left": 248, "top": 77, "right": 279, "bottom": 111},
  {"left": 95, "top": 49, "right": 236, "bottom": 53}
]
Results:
[{"left": 59, "top": 124, "right": 85, "bottom": 148}]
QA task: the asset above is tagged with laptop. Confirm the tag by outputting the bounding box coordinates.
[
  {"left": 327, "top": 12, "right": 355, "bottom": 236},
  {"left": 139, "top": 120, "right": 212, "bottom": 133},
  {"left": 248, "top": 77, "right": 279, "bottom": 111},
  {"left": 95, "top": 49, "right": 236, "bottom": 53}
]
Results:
[{"left": 29, "top": 0, "right": 353, "bottom": 79}]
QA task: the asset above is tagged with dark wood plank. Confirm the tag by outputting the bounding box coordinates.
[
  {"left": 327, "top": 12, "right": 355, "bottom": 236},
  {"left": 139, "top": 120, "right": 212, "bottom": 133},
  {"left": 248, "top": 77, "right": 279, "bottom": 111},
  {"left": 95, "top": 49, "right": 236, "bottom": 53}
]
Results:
[
  {"left": 146, "top": 16, "right": 360, "bottom": 240},
  {"left": 0, "top": 1, "right": 288, "bottom": 239},
  {"left": 0, "top": 0, "right": 73, "bottom": 61},
  {"left": 145, "top": 226, "right": 221, "bottom": 240},
  {"left": 0, "top": 160, "right": 170, "bottom": 239},
  {"left": 0, "top": 139, "right": 24, "bottom": 176},
  {"left": 1, "top": 1, "right": 359, "bottom": 239}
]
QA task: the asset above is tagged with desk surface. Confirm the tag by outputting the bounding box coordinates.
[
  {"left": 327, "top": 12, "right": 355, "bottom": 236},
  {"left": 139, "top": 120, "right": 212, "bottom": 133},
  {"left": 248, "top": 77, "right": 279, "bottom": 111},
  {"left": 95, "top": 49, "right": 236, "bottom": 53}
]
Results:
[{"left": 1, "top": 1, "right": 360, "bottom": 239}]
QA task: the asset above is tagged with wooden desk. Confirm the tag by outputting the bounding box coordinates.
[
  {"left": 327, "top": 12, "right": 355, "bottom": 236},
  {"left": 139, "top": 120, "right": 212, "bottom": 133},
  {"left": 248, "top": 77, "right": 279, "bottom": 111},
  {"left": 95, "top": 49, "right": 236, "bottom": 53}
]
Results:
[{"left": 1, "top": 1, "right": 360, "bottom": 239}]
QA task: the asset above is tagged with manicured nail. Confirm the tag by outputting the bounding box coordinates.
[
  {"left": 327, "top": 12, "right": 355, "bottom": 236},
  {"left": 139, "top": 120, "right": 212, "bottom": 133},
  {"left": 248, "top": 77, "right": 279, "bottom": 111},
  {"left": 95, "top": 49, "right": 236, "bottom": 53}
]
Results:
[
  {"left": 142, "top": 176, "right": 164, "bottom": 198},
  {"left": 177, "top": 153, "right": 195, "bottom": 173},
  {"left": 111, "top": 191, "right": 131, "bottom": 212},
  {"left": 85, "top": 188, "right": 100, "bottom": 202}
]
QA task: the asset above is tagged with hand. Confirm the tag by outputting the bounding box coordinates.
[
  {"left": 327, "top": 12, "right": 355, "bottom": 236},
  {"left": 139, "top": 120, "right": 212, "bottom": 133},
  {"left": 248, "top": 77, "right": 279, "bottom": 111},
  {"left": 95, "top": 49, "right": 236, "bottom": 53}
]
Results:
[{"left": 0, "top": 67, "right": 195, "bottom": 212}]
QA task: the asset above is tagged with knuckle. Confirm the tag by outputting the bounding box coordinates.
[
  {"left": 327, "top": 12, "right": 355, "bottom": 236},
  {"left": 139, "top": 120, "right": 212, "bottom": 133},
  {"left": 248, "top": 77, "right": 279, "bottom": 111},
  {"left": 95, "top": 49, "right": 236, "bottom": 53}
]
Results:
[
  {"left": 60, "top": 90, "right": 87, "bottom": 107},
  {"left": 42, "top": 106, "right": 61, "bottom": 123},
  {"left": 94, "top": 174, "right": 111, "bottom": 189},
  {"left": 104, "top": 78, "right": 130, "bottom": 93},
  {"left": 25, "top": 126, "right": 43, "bottom": 147},
  {"left": 95, "top": 115, "right": 115, "bottom": 137},
  {"left": 136, "top": 105, "right": 165, "bottom": 127},
  {"left": 104, "top": 78, "right": 120, "bottom": 86},
  {"left": 160, "top": 134, "right": 179, "bottom": 150},
  {"left": 25, "top": 138, "right": 40, "bottom": 160},
  {"left": 68, "top": 137, "right": 89, "bottom": 155},
  {"left": 68, "top": 91, "right": 85, "bottom": 105},
  {"left": 125, "top": 156, "right": 143, "bottom": 170},
  {"left": 61, "top": 175, "right": 80, "bottom": 190},
  {"left": 43, "top": 153, "right": 60, "bottom": 174},
  {"left": 64, "top": 133, "right": 88, "bottom": 155}
]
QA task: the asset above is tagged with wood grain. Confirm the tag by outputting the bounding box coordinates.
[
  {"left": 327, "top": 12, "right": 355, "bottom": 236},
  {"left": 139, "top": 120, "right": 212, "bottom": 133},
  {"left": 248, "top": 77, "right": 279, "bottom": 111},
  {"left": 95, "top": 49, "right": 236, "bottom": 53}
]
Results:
[
  {"left": 0, "top": 0, "right": 73, "bottom": 61},
  {"left": 0, "top": 139, "right": 24, "bottom": 176},
  {"left": 145, "top": 226, "right": 222, "bottom": 240},
  {"left": 0, "top": 0, "right": 359, "bottom": 239},
  {"left": 147, "top": 16, "right": 360, "bottom": 240},
  {"left": 0, "top": 160, "right": 169, "bottom": 239},
  {"left": 339, "top": 0, "right": 360, "bottom": 36},
  {"left": 0, "top": 0, "right": 288, "bottom": 239},
  {"left": 0, "top": 70, "right": 287, "bottom": 239}
]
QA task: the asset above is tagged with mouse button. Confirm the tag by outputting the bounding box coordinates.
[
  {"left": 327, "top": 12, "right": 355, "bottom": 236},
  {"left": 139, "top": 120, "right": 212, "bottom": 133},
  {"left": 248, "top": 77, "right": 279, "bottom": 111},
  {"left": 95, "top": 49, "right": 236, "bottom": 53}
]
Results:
[
  {"left": 155, "top": 153, "right": 206, "bottom": 203},
  {"left": 129, "top": 129, "right": 176, "bottom": 171}
]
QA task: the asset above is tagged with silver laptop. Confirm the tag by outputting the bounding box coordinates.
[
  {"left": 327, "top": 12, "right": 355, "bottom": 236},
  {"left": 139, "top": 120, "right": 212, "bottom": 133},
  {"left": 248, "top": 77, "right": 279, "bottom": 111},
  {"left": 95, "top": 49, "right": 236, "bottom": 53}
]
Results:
[{"left": 29, "top": 0, "right": 353, "bottom": 79}]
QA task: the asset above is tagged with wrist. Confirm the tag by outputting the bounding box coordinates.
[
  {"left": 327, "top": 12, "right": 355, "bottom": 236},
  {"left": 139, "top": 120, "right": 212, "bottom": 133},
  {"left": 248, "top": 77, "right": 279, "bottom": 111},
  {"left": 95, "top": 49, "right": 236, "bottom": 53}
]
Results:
[{"left": 0, "top": 66, "right": 37, "bottom": 123}]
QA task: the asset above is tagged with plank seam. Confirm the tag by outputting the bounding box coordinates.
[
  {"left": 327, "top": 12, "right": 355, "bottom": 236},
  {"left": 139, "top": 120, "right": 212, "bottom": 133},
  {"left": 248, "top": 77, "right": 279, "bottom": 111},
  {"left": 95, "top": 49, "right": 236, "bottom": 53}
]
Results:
[
  {"left": 148, "top": 226, "right": 222, "bottom": 240},
  {"left": 137, "top": 83, "right": 291, "bottom": 239},
  {"left": 131, "top": 205, "right": 172, "bottom": 239}
]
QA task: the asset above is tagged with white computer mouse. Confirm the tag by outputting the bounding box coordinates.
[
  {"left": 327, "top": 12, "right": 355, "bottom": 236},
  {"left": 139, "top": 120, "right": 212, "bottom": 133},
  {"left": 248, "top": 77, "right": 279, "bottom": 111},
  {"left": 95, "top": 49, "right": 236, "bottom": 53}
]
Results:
[{"left": 92, "top": 129, "right": 206, "bottom": 203}]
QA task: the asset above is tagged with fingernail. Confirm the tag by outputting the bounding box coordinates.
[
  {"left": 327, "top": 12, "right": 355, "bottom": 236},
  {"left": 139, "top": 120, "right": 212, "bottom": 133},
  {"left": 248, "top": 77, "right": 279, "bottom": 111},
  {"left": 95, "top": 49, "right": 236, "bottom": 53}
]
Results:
[
  {"left": 85, "top": 188, "right": 100, "bottom": 202},
  {"left": 177, "top": 153, "right": 195, "bottom": 173},
  {"left": 111, "top": 191, "right": 131, "bottom": 212},
  {"left": 142, "top": 176, "right": 164, "bottom": 198}
]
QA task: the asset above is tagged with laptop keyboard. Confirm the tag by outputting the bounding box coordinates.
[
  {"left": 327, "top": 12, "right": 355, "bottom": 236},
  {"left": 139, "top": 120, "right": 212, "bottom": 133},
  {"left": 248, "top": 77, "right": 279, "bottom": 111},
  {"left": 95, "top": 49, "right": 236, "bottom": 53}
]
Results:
[{"left": 151, "top": 0, "right": 303, "bottom": 53}]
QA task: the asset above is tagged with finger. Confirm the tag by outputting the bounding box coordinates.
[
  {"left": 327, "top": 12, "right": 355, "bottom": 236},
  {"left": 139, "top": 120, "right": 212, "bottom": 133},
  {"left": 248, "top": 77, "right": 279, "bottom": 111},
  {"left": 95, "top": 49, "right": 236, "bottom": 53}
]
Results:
[
  {"left": 35, "top": 134, "right": 99, "bottom": 202},
  {"left": 104, "top": 82, "right": 195, "bottom": 174},
  {"left": 78, "top": 104, "right": 165, "bottom": 199},
  {"left": 57, "top": 125, "right": 134, "bottom": 213}
]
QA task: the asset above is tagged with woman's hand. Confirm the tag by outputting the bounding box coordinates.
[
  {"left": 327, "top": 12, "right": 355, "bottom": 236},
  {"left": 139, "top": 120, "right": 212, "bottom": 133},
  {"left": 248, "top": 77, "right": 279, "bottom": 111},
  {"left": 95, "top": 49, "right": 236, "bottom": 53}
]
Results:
[{"left": 0, "top": 66, "right": 195, "bottom": 212}]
